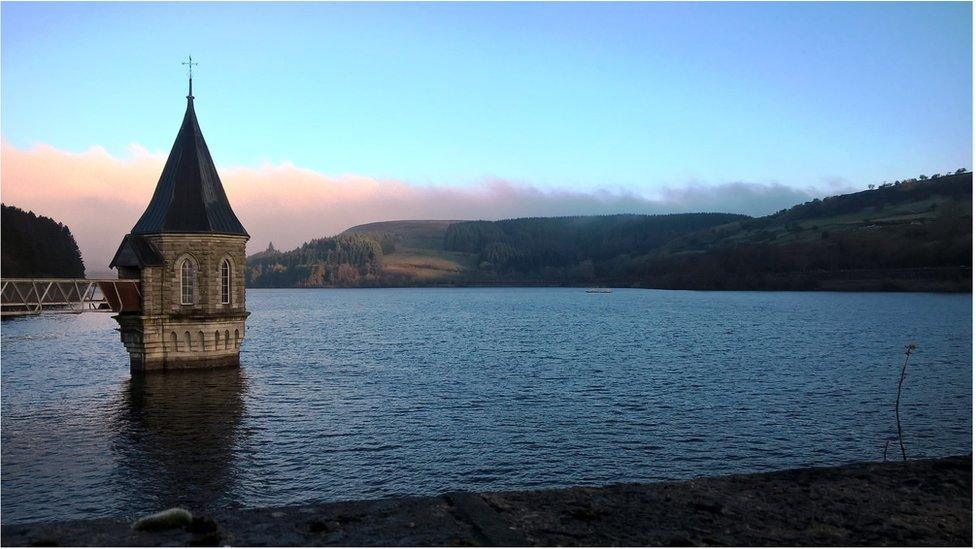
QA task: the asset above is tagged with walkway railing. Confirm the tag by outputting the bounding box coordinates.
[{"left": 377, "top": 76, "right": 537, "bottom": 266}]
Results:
[{"left": 0, "top": 279, "right": 141, "bottom": 316}]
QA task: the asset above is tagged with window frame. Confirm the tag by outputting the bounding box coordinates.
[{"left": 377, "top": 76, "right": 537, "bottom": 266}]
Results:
[
  {"left": 180, "top": 258, "right": 196, "bottom": 306},
  {"left": 220, "top": 258, "right": 231, "bottom": 305}
]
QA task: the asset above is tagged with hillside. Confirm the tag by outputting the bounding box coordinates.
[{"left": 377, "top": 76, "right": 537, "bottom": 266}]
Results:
[
  {"left": 247, "top": 233, "right": 394, "bottom": 287},
  {"left": 341, "top": 220, "right": 478, "bottom": 281},
  {"left": 246, "top": 214, "right": 745, "bottom": 287},
  {"left": 442, "top": 213, "right": 750, "bottom": 282},
  {"left": 343, "top": 220, "right": 460, "bottom": 250},
  {"left": 640, "top": 172, "right": 972, "bottom": 291},
  {"left": 1, "top": 204, "right": 85, "bottom": 278},
  {"left": 246, "top": 172, "right": 972, "bottom": 291}
]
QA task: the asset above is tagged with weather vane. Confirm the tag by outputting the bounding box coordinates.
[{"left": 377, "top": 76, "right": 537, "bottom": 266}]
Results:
[{"left": 182, "top": 55, "right": 198, "bottom": 98}]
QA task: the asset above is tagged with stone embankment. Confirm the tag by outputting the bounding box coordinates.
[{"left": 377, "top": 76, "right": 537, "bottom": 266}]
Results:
[{"left": 2, "top": 455, "right": 970, "bottom": 546}]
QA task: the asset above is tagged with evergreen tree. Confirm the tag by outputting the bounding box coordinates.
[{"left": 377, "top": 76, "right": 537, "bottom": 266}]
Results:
[{"left": 1, "top": 204, "right": 85, "bottom": 278}]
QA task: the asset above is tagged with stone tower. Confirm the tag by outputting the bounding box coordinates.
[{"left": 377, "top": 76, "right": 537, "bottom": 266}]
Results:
[{"left": 110, "top": 76, "right": 249, "bottom": 372}]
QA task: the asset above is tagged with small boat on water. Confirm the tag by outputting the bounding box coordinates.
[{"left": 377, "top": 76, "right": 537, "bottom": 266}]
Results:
[{"left": 585, "top": 287, "right": 613, "bottom": 293}]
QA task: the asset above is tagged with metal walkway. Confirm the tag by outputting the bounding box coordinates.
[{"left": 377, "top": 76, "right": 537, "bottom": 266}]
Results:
[{"left": 0, "top": 279, "right": 141, "bottom": 316}]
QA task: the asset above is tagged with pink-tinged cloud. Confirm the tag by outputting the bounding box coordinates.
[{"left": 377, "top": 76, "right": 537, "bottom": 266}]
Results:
[{"left": 1, "top": 141, "right": 827, "bottom": 275}]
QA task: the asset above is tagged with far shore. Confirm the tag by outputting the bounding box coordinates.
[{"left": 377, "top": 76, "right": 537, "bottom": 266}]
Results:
[
  {"left": 243, "top": 266, "right": 974, "bottom": 293},
  {"left": 242, "top": 283, "right": 972, "bottom": 293},
  {"left": 3, "top": 455, "right": 970, "bottom": 547}
]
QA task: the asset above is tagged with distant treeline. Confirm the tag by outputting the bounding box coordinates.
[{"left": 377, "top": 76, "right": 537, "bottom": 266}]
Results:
[
  {"left": 635, "top": 172, "right": 972, "bottom": 290},
  {"left": 247, "top": 233, "right": 395, "bottom": 287},
  {"left": 443, "top": 213, "right": 749, "bottom": 279},
  {"left": 247, "top": 171, "right": 972, "bottom": 292},
  {"left": 1, "top": 204, "right": 85, "bottom": 278},
  {"left": 771, "top": 171, "right": 971, "bottom": 224},
  {"left": 441, "top": 173, "right": 971, "bottom": 291}
]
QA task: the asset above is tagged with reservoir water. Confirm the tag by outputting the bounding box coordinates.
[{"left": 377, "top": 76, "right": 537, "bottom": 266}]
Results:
[{"left": 1, "top": 288, "right": 971, "bottom": 524}]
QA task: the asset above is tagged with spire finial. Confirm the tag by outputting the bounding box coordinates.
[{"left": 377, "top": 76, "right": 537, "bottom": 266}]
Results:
[{"left": 182, "top": 55, "right": 198, "bottom": 99}]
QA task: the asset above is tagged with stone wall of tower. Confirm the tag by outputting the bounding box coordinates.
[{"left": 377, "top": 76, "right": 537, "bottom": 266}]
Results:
[
  {"left": 115, "top": 234, "right": 249, "bottom": 373},
  {"left": 141, "top": 234, "right": 248, "bottom": 315}
]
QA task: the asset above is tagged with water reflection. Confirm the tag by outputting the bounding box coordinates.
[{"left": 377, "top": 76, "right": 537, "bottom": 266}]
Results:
[
  {"left": 1, "top": 289, "right": 971, "bottom": 523},
  {"left": 111, "top": 368, "right": 248, "bottom": 514}
]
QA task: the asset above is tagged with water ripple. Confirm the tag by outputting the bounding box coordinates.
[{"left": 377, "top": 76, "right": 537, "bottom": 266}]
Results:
[{"left": 1, "top": 288, "right": 972, "bottom": 524}]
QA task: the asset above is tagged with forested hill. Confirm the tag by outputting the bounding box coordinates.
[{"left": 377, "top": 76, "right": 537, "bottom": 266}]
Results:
[
  {"left": 247, "top": 171, "right": 972, "bottom": 292},
  {"left": 443, "top": 213, "right": 749, "bottom": 274},
  {"left": 246, "top": 213, "right": 749, "bottom": 287},
  {"left": 644, "top": 171, "right": 971, "bottom": 291},
  {"left": 1, "top": 204, "right": 85, "bottom": 278},
  {"left": 247, "top": 233, "right": 395, "bottom": 287}
]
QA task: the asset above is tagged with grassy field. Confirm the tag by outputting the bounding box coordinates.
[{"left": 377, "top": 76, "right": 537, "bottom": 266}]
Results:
[
  {"left": 343, "top": 220, "right": 461, "bottom": 250},
  {"left": 341, "top": 220, "right": 476, "bottom": 282},
  {"left": 378, "top": 249, "right": 478, "bottom": 281}
]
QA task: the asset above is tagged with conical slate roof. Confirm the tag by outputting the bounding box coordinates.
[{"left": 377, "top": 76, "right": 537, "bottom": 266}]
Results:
[{"left": 130, "top": 91, "right": 248, "bottom": 237}]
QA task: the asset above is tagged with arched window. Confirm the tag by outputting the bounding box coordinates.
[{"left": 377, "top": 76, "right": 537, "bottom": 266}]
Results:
[
  {"left": 220, "top": 259, "right": 231, "bottom": 304},
  {"left": 224, "top": 330, "right": 230, "bottom": 350},
  {"left": 184, "top": 331, "right": 192, "bottom": 352},
  {"left": 215, "top": 330, "right": 221, "bottom": 351},
  {"left": 170, "top": 332, "right": 179, "bottom": 352},
  {"left": 180, "top": 258, "right": 196, "bottom": 305}
]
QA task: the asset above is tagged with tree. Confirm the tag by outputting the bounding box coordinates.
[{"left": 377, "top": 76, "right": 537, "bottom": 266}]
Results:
[{"left": 1, "top": 204, "right": 85, "bottom": 277}]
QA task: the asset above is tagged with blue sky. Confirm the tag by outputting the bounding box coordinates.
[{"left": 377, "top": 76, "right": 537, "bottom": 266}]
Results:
[{"left": 2, "top": 1, "right": 972, "bottom": 192}]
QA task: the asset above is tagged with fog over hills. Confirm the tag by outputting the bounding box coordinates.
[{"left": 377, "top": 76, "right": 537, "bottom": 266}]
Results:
[{"left": 246, "top": 172, "right": 972, "bottom": 292}]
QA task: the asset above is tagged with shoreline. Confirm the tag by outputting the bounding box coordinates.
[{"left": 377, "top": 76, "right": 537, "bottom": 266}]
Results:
[
  {"left": 244, "top": 284, "right": 973, "bottom": 294},
  {"left": 244, "top": 266, "right": 973, "bottom": 293},
  {"left": 3, "top": 455, "right": 971, "bottom": 546}
]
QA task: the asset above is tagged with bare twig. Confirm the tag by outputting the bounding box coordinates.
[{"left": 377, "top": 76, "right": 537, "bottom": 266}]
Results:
[{"left": 895, "top": 343, "right": 917, "bottom": 462}]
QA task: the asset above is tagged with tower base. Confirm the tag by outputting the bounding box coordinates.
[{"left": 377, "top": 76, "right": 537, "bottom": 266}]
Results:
[
  {"left": 115, "top": 312, "right": 247, "bottom": 374},
  {"left": 129, "top": 353, "right": 241, "bottom": 373}
]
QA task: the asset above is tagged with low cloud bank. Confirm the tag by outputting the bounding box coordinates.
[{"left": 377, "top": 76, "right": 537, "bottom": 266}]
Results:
[{"left": 1, "top": 141, "right": 835, "bottom": 272}]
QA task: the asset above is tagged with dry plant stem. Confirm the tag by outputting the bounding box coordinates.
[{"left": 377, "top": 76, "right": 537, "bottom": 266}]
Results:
[{"left": 895, "top": 345, "right": 916, "bottom": 463}]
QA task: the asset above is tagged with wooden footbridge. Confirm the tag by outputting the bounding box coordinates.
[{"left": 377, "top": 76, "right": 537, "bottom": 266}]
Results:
[{"left": 0, "top": 279, "right": 141, "bottom": 317}]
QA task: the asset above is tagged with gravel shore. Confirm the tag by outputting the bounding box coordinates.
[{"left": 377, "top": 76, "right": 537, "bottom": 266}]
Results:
[{"left": 2, "top": 455, "right": 970, "bottom": 546}]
